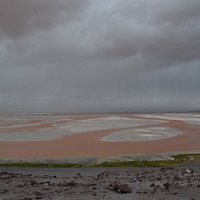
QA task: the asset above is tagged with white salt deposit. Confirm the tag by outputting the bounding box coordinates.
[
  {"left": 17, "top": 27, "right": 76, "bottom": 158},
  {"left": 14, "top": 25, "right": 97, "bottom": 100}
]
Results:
[
  {"left": 58, "top": 116, "right": 163, "bottom": 133},
  {"left": 102, "top": 127, "right": 182, "bottom": 142},
  {"left": 133, "top": 114, "right": 200, "bottom": 126},
  {"left": 0, "top": 114, "right": 198, "bottom": 142}
]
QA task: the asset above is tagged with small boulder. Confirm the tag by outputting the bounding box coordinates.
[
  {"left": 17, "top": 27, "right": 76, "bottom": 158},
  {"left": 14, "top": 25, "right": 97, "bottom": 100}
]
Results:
[
  {"left": 109, "top": 181, "right": 132, "bottom": 194},
  {"left": 163, "top": 182, "right": 170, "bottom": 190}
]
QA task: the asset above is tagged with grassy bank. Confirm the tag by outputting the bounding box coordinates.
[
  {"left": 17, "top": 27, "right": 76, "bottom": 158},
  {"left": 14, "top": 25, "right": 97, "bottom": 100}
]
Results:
[{"left": 0, "top": 154, "right": 200, "bottom": 168}]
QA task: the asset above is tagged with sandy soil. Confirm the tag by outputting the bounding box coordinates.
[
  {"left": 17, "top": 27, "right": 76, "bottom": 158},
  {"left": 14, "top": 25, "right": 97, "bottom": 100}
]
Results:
[
  {"left": 0, "top": 167, "right": 200, "bottom": 200},
  {"left": 0, "top": 114, "right": 200, "bottom": 160}
]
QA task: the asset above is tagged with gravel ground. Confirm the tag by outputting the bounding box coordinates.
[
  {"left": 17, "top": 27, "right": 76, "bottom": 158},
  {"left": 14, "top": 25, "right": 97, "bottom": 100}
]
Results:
[{"left": 0, "top": 167, "right": 200, "bottom": 200}]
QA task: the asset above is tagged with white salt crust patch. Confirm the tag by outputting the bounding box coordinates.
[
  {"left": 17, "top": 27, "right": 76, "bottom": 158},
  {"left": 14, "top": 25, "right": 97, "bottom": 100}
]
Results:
[
  {"left": 0, "top": 116, "right": 164, "bottom": 141},
  {"left": 58, "top": 116, "right": 163, "bottom": 133},
  {"left": 102, "top": 127, "right": 182, "bottom": 142},
  {"left": 133, "top": 114, "right": 200, "bottom": 126}
]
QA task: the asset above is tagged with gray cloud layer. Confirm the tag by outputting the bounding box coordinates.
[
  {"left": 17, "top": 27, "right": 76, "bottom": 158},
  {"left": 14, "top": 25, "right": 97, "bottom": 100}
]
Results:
[{"left": 0, "top": 0, "right": 200, "bottom": 113}]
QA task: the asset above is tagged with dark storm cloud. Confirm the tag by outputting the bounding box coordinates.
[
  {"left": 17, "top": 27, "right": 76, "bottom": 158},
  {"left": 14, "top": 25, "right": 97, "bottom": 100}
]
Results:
[
  {"left": 0, "top": 0, "right": 200, "bottom": 113},
  {"left": 0, "top": 0, "right": 88, "bottom": 39}
]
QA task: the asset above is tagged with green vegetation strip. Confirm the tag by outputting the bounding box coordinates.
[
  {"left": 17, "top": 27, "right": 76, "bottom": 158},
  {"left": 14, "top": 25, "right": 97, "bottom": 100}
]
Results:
[{"left": 0, "top": 154, "right": 200, "bottom": 168}]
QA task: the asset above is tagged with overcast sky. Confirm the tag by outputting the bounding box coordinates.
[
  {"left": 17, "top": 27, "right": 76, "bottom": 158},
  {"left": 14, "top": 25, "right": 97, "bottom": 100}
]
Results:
[{"left": 0, "top": 0, "right": 200, "bottom": 114}]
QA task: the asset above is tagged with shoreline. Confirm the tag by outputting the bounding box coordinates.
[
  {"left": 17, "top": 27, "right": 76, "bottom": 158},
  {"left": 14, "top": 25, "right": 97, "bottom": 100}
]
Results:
[{"left": 0, "top": 153, "right": 200, "bottom": 168}]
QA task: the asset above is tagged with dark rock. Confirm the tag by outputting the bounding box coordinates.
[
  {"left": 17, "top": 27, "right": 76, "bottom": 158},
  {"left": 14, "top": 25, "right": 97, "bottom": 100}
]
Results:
[
  {"left": 30, "top": 180, "right": 37, "bottom": 186},
  {"left": 0, "top": 171, "right": 8, "bottom": 175},
  {"left": 65, "top": 181, "right": 78, "bottom": 187},
  {"left": 160, "top": 168, "right": 166, "bottom": 172},
  {"left": 173, "top": 176, "right": 181, "bottom": 181},
  {"left": 163, "top": 182, "right": 170, "bottom": 190},
  {"left": 34, "top": 191, "right": 42, "bottom": 196},
  {"left": 150, "top": 183, "right": 156, "bottom": 187},
  {"left": 87, "top": 182, "right": 97, "bottom": 186},
  {"left": 27, "top": 174, "right": 32, "bottom": 177},
  {"left": 92, "top": 186, "right": 97, "bottom": 190},
  {"left": 109, "top": 181, "right": 132, "bottom": 194},
  {"left": 0, "top": 189, "right": 8, "bottom": 194},
  {"left": 156, "top": 177, "right": 161, "bottom": 181},
  {"left": 57, "top": 181, "right": 78, "bottom": 187},
  {"left": 35, "top": 197, "right": 42, "bottom": 200},
  {"left": 17, "top": 183, "right": 26, "bottom": 188}
]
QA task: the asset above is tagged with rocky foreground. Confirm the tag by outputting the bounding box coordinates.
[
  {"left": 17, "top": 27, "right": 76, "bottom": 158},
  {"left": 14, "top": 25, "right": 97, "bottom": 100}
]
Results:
[{"left": 0, "top": 167, "right": 200, "bottom": 200}]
